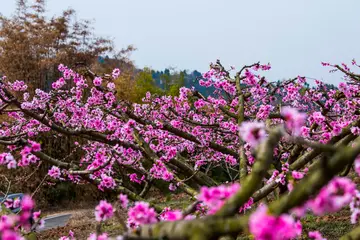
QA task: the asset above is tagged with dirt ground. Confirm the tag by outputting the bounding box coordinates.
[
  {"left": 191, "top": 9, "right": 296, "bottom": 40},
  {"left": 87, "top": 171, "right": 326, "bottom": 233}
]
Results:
[
  {"left": 35, "top": 191, "right": 189, "bottom": 239},
  {"left": 37, "top": 206, "right": 126, "bottom": 239},
  {"left": 38, "top": 208, "right": 97, "bottom": 239},
  {"left": 34, "top": 188, "right": 357, "bottom": 240}
]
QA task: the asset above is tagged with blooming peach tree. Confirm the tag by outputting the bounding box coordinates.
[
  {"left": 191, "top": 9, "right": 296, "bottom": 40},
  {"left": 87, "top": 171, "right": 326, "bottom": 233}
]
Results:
[{"left": 1, "top": 59, "right": 360, "bottom": 239}]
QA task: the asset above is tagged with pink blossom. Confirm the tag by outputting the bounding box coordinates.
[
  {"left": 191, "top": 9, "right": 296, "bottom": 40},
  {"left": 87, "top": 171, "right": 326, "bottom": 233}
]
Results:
[
  {"left": 13, "top": 198, "right": 21, "bottom": 209},
  {"left": 119, "top": 194, "right": 128, "bottom": 209},
  {"left": 309, "top": 231, "right": 327, "bottom": 240},
  {"left": 93, "top": 77, "right": 102, "bottom": 86},
  {"left": 239, "top": 197, "right": 253, "bottom": 213},
  {"left": 127, "top": 202, "right": 157, "bottom": 228},
  {"left": 225, "top": 155, "right": 237, "bottom": 165},
  {"left": 160, "top": 208, "right": 182, "bottom": 221},
  {"left": 58, "top": 64, "right": 66, "bottom": 72},
  {"left": 48, "top": 166, "right": 61, "bottom": 179},
  {"left": 149, "top": 160, "right": 173, "bottom": 181},
  {"left": 32, "top": 211, "right": 41, "bottom": 221},
  {"left": 99, "top": 174, "right": 116, "bottom": 190},
  {"left": 197, "top": 183, "right": 252, "bottom": 214},
  {"left": 112, "top": 68, "right": 121, "bottom": 79},
  {"left": 169, "top": 183, "right": 177, "bottom": 191},
  {"left": 21, "top": 195, "right": 34, "bottom": 211},
  {"left": 107, "top": 82, "right": 115, "bottom": 90},
  {"left": 60, "top": 237, "right": 71, "bottom": 240},
  {"left": 249, "top": 205, "right": 302, "bottom": 240},
  {"left": 1, "top": 230, "right": 22, "bottom": 240},
  {"left": 257, "top": 105, "right": 274, "bottom": 120},
  {"left": 308, "top": 177, "right": 356, "bottom": 215},
  {"left": 7, "top": 160, "right": 16, "bottom": 169},
  {"left": 350, "top": 191, "right": 360, "bottom": 224},
  {"left": 312, "top": 112, "right": 326, "bottom": 124},
  {"left": 60, "top": 230, "right": 75, "bottom": 240},
  {"left": 301, "top": 126, "right": 310, "bottom": 138},
  {"left": 97, "top": 233, "right": 108, "bottom": 240},
  {"left": 95, "top": 200, "right": 114, "bottom": 222},
  {"left": 292, "top": 171, "right": 305, "bottom": 180},
  {"left": 351, "top": 126, "right": 360, "bottom": 135},
  {"left": 3, "top": 199, "right": 14, "bottom": 209},
  {"left": 162, "top": 171, "right": 174, "bottom": 181},
  {"left": 355, "top": 156, "right": 360, "bottom": 177},
  {"left": 129, "top": 173, "right": 144, "bottom": 184},
  {"left": 239, "top": 121, "right": 266, "bottom": 147},
  {"left": 30, "top": 141, "right": 41, "bottom": 152},
  {"left": 281, "top": 106, "right": 306, "bottom": 135},
  {"left": 290, "top": 205, "right": 307, "bottom": 218},
  {"left": 88, "top": 233, "right": 108, "bottom": 240},
  {"left": 10, "top": 80, "right": 28, "bottom": 91}
]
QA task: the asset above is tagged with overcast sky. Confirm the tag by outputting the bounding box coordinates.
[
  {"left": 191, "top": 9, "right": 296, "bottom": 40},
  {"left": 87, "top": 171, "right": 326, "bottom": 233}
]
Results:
[{"left": 2, "top": 0, "right": 360, "bottom": 84}]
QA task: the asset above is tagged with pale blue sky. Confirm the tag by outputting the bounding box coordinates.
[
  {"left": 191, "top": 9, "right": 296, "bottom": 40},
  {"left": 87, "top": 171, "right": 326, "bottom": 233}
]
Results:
[{"left": 2, "top": 0, "right": 360, "bottom": 84}]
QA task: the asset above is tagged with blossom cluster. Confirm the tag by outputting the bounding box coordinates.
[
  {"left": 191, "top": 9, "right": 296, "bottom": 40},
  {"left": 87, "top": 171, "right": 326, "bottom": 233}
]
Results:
[
  {"left": 198, "top": 183, "right": 253, "bottom": 214},
  {"left": 0, "top": 195, "right": 42, "bottom": 240},
  {"left": 0, "top": 59, "right": 359, "bottom": 240}
]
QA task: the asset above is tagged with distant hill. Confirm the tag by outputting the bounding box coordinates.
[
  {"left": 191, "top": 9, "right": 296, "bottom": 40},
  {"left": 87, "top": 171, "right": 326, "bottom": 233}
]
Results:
[{"left": 151, "top": 69, "right": 216, "bottom": 96}]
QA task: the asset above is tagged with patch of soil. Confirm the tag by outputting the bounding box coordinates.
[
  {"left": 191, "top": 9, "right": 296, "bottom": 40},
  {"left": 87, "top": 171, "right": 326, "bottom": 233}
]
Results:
[{"left": 37, "top": 208, "right": 96, "bottom": 240}]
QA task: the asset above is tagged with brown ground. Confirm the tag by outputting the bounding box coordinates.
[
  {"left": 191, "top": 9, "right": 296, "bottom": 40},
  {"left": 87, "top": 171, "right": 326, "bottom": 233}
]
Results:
[
  {"left": 35, "top": 185, "right": 358, "bottom": 240},
  {"left": 37, "top": 207, "right": 126, "bottom": 239}
]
